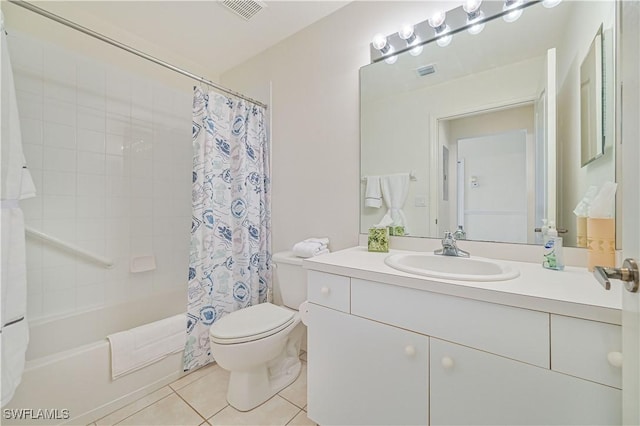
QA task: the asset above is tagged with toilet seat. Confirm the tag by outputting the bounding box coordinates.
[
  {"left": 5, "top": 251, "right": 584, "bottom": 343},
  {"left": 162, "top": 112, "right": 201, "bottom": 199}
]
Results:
[{"left": 209, "top": 303, "right": 296, "bottom": 345}]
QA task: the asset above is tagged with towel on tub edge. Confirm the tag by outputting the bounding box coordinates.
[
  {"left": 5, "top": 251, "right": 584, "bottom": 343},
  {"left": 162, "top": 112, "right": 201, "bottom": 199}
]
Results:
[{"left": 107, "top": 313, "right": 186, "bottom": 380}]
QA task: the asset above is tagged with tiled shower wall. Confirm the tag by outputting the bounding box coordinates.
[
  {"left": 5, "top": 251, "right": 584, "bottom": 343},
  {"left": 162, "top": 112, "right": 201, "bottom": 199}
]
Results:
[{"left": 8, "top": 30, "right": 193, "bottom": 321}]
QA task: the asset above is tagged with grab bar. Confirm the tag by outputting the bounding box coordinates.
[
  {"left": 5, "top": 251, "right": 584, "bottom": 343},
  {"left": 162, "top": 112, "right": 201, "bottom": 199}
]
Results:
[{"left": 25, "top": 226, "right": 114, "bottom": 268}]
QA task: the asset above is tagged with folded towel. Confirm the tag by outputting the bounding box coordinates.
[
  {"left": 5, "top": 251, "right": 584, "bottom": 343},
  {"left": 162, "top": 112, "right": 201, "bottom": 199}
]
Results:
[
  {"left": 292, "top": 238, "right": 330, "bottom": 258},
  {"left": 107, "top": 314, "right": 186, "bottom": 380},
  {"left": 364, "top": 176, "right": 382, "bottom": 208}
]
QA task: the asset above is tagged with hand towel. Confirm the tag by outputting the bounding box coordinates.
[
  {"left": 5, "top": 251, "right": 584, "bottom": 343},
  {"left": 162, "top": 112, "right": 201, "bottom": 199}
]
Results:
[
  {"left": 107, "top": 314, "right": 186, "bottom": 380},
  {"left": 376, "top": 173, "right": 410, "bottom": 229},
  {"left": 292, "top": 238, "right": 330, "bottom": 258},
  {"left": 364, "top": 176, "right": 382, "bottom": 208}
]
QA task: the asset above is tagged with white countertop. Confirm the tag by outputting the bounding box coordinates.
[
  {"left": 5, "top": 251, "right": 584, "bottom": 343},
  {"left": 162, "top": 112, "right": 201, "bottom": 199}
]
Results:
[{"left": 303, "top": 246, "right": 622, "bottom": 325}]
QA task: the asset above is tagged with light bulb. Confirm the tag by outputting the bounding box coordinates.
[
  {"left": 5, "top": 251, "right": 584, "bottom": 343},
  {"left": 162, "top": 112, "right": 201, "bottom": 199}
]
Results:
[
  {"left": 398, "top": 24, "right": 414, "bottom": 41},
  {"left": 372, "top": 33, "right": 387, "bottom": 51},
  {"left": 409, "top": 45, "right": 424, "bottom": 56},
  {"left": 467, "top": 10, "right": 485, "bottom": 35},
  {"left": 435, "top": 26, "right": 453, "bottom": 47},
  {"left": 428, "top": 11, "right": 446, "bottom": 29},
  {"left": 384, "top": 55, "right": 398, "bottom": 64},
  {"left": 463, "top": 0, "right": 482, "bottom": 14},
  {"left": 502, "top": 0, "right": 524, "bottom": 23},
  {"left": 542, "top": 0, "right": 561, "bottom": 7}
]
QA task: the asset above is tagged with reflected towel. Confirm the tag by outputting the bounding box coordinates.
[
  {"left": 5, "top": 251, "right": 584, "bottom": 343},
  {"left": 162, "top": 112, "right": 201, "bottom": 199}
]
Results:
[
  {"left": 377, "top": 173, "right": 410, "bottom": 229},
  {"left": 364, "top": 176, "right": 382, "bottom": 208},
  {"left": 107, "top": 314, "right": 186, "bottom": 380}
]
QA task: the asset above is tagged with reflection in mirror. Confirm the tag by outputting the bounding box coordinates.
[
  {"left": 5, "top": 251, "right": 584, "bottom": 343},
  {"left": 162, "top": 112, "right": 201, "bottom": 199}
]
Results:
[
  {"left": 580, "top": 25, "right": 605, "bottom": 167},
  {"left": 360, "top": 0, "right": 618, "bottom": 249}
]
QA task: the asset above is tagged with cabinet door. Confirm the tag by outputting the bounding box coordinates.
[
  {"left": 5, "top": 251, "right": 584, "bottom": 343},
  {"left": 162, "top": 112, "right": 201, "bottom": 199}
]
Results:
[
  {"left": 430, "top": 338, "right": 621, "bottom": 425},
  {"left": 307, "top": 303, "right": 429, "bottom": 425}
]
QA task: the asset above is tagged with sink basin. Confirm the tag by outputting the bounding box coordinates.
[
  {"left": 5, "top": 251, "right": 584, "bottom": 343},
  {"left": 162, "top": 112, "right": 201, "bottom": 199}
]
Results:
[{"left": 384, "top": 253, "right": 519, "bottom": 282}]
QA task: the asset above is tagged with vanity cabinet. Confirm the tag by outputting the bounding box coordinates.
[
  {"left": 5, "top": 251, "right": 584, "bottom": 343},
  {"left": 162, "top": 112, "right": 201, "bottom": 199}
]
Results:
[{"left": 306, "top": 270, "right": 622, "bottom": 425}]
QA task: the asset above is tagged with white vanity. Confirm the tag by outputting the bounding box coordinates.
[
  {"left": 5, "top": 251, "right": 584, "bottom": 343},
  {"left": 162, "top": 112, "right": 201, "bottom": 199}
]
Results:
[{"left": 304, "top": 247, "right": 623, "bottom": 425}]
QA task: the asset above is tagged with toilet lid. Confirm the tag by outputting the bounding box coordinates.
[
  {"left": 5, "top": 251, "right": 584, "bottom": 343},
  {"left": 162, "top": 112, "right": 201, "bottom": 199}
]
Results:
[{"left": 209, "top": 303, "right": 296, "bottom": 345}]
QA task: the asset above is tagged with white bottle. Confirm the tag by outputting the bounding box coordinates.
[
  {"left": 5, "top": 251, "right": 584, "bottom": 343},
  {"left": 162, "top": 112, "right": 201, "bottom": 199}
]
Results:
[{"left": 543, "top": 221, "right": 564, "bottom": 271}]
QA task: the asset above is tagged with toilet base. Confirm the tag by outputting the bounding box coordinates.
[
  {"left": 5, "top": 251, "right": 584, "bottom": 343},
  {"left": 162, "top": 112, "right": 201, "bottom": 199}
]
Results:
[{"left": 226, "top": 322, "right": 304, "bottom": 412}]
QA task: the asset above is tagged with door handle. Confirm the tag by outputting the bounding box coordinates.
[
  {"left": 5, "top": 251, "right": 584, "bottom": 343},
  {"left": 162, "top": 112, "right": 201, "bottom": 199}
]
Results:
[{"left": 593, "top": 258, "right": 639, "bottom": 293}]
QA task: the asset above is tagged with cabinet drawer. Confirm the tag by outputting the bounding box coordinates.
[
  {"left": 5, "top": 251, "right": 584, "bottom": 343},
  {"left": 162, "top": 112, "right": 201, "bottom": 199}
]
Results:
[
  {"left": 551, "top": 315, "right": 622, "bottom": 388},
  {"left": 307, "top": 270, "right": 350, "bottom": 313},
  {"left": 351, "top": 278, "right": 549, "bottom": 367}
]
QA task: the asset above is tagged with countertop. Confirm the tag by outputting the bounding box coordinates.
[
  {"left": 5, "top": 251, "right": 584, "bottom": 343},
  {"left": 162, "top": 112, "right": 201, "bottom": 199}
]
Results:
[{"left": 302, "top": 246, "right": 622, "bottom": 325}]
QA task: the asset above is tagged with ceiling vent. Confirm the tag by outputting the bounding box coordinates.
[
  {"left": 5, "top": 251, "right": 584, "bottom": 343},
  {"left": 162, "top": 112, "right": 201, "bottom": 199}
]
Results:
[
  {"left": 221, "top": 0, "right": 266, "bottom": 21},
  {"left": 416, "top": 64, "right": 437, "bottom": 77}
]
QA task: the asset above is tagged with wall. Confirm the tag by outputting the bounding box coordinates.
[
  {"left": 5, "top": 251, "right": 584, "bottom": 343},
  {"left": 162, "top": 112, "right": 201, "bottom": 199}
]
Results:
[
  {"left": 4, "top": 12, "right": 193, "bottom": 320},
  {"left": 220, "top": 1, "right": 464, "bottom": 253}
]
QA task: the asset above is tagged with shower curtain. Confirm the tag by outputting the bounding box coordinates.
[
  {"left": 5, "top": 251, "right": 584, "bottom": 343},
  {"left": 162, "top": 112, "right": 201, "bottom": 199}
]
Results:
[
  {"left": 1, "top": 11, "right": 37, "bottom": 407},
  {"left": 184, "top": 87, "right": 271, "bottom": 371}
]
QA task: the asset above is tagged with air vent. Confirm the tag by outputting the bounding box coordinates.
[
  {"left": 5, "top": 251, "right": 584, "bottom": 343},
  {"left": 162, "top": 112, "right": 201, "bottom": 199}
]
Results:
[
  {"left": 416, "top": 64, "right": 436, "bottom": 77},
  {"left": 221, "top": 0, "right": 266, "bottom": 21}
]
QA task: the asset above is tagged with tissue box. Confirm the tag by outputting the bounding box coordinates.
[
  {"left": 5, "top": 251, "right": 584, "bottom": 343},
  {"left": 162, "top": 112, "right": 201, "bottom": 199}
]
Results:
[
  {"left": 368, "top": 227, "right": 389, "bottom": 252},
  {"left": 388, "top": 226, "right": 405, "bottom": 236},
  {"left": 587, "top": 218, "right": 615, "bottom": 271}
]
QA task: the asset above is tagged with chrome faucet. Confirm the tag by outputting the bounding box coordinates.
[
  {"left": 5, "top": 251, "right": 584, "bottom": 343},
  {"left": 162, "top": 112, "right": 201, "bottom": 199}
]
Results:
[{"left": 434, "top": 231, "right": 470, "bottom": 258}]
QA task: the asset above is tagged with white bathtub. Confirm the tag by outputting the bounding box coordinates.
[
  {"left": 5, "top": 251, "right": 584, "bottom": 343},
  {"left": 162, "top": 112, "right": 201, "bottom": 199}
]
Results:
[{"left": 3, "top": 290, "right": 188, "bottom": 425}]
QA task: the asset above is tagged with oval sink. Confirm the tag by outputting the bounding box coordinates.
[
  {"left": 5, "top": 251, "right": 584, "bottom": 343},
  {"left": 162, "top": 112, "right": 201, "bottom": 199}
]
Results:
[{"left": 384, "top": 253, "right": 519, "bottom": 282}]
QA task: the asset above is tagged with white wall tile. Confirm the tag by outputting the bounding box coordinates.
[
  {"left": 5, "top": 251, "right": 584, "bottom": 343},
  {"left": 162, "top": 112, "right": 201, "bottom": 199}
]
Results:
[
  {"left": 16, "top": 90, "right": 43, "bottom": 120},
  {"left": 21, "top": 118, "right": 43, "bottom": 146},
  {"left": 26, "top": 268, "right": 44, "bottom": 295},
  {"left": 77, "top": 174, "right": 106, "bottom": 198},
  {"left": 43, "top": 122, "right": 76, "bottom": 149},
  {"left": 14, "top": 32, "right": 193, "bottom": 319},
  {"left": 78, "top": 106, "right": 106, "bottom": 132},
  {"left": 42, "top": 265, "right": 77, "bottom": 290},
  {"left": 77, "top": 128, "right": 105, "bottom": 153},
  {"left": 43, "top": 147, "right": 76, "bottom": 172},
  {"left": 43, "top": 195, "right": 76, "bottom": 219},
  {"left": 77, "top": 151, "right": 106, "bottom": 175},
  {"left": 42, "top": 288, "right": 76, "bottom": 317},
  {"left": 8, "top": 34, "right": 43, "bottom": 74},
  {"left": 42, "top": 171, "right": 76, "bottom": 196},
  {"left": 44, "top": 98, "right": 76, "bottom": 127}
]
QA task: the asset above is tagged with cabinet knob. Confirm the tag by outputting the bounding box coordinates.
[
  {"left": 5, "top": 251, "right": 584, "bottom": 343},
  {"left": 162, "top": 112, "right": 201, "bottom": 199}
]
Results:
[
  {"left": 441, "top": 356, "right": 454, "bottom": 370},
  {"left": 320, "top": 286, "right": 330, "bottom": 295},
  {"left": 405, "top": 345, "right": 416, "bottom": 357},
  {"left": 607, "top": 351, "right": 623, "bottom": 368}
]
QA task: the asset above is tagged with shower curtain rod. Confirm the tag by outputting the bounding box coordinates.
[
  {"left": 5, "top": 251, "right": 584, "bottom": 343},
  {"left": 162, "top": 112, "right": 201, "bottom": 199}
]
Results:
[{"left": 7, "top": 0, "right": 268, "bottom": 109}]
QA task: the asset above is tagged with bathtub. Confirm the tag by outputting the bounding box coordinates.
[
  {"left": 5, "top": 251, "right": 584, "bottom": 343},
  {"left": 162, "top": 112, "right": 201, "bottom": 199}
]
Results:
[{"left": 3, "top": 289, "right": 187, "bottom": 425}]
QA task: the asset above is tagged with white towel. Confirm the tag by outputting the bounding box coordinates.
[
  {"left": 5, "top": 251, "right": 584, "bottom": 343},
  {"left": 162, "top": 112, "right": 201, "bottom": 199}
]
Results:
[
  {"left": 107, "top": 314, "right": 186, "bottom": 380},
  {"left": 377, "top": 173, "right": 410, "bottom": 229},
  {"left": 292, "top": 238, "right": 329, "bottom": 258},
  {"left": 1, "top": 12, "right": 37, "bottom": 408},
  {"left": 364, "top": 176, "right": 382, "bottom": 208}
]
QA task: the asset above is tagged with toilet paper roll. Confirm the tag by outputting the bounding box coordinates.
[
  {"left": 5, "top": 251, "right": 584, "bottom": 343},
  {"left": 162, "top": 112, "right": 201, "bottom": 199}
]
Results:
[{"left": 298, "top": 301, "right": 309, "bottom": 326}]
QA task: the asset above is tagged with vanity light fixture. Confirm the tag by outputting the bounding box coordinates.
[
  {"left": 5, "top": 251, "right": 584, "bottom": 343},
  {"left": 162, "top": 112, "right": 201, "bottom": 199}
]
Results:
[
  {"left": 398, "top": 23, "right": 423, "bottom": 56},
  {"left": 372, "top": 33, "right": 391, "bottom": 54},
  {"left": 542, "top": 0, "right": 562, "bottom": 7},
  {"left": 428, "top": 11, "right": 453, "bottom": 48},
  {"left": 463, "top": 0, "right": 485, "bottom": 35},
  {"left": 384, "top": 55, "right": 398, "bottom": 64},
  {"left": 503, "top": 0, "right": 524, "bottom": 23}
]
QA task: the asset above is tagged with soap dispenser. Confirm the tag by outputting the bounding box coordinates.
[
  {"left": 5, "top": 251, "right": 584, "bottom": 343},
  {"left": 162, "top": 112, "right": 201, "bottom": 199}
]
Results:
[{"left": 543, "top": 221, "right": 564, "bottom": 271}]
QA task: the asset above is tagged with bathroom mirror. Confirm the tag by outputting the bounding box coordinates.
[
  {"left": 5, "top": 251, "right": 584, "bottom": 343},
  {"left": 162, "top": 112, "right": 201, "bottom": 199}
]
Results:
[
  {"left": 360, "top": 0, "right": 618, "bottom": 248},
  {"left": 580, "top": 25, "right": 605, "bottom": 167}
]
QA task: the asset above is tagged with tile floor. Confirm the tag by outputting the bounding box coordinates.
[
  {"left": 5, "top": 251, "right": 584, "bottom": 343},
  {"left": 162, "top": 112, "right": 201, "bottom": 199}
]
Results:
[{"left": 89, "top": 352, "right": 314, "bottom": 426}]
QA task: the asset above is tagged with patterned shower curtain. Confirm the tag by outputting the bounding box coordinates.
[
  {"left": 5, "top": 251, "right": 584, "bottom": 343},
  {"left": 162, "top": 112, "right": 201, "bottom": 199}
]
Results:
[{"left": 184, "top": 87, "right": 271, "bottom": 371}]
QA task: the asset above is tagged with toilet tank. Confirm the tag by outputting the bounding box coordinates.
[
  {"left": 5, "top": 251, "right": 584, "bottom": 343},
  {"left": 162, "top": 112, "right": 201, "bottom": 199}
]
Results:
[{"left": 272, "top": 251, "right": 307, "bottom": 310}]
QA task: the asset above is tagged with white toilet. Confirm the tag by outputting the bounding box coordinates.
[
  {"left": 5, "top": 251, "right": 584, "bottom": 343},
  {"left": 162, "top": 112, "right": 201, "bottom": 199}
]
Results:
[{"left": 208, "top": 251, "right": 307, "bottom": 411}]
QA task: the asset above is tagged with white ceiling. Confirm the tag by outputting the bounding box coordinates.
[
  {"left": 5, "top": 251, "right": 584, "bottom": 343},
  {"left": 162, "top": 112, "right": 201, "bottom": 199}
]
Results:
[{"left": 32, "top": 1, "right": 351, "bottom": 77}]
